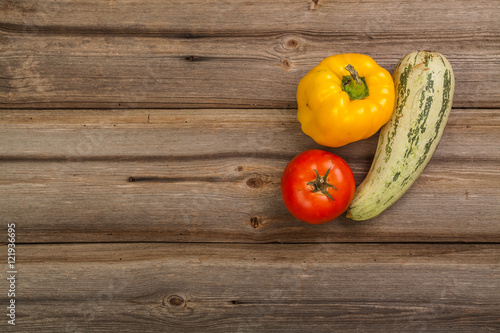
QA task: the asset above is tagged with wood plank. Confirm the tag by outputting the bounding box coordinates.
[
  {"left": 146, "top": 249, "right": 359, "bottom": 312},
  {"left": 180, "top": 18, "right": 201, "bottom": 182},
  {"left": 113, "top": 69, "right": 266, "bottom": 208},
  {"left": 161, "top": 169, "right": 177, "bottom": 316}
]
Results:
[
  {"left": 1, "top": 1, "right": 499, "bottom": 108},
  {"left": 1, "top": 109, "right": 498, "bottom": 243},
  {"left": 4, "top": 243, "right": 499, "bottom": 332},
  {"left": 1, "top": 158, "right": 499, "bottom": 243},
  {"left": 0, "top": 108, "right": 498, "bottom": 159},
  {"left": 2, "top": 0, "right": 498, "bottom": 35}
]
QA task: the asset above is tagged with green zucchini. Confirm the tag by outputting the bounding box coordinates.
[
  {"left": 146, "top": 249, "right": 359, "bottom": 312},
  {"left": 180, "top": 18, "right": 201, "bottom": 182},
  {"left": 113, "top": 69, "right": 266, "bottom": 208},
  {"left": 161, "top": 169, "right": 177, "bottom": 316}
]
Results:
[{"left": 346, "top": 51, "right": 455, "bottom": 220}]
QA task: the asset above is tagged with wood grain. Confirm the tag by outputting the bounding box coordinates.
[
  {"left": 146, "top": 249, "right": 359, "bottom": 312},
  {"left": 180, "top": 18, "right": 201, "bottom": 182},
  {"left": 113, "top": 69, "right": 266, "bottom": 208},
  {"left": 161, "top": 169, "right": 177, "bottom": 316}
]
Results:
[
  {"left": 1, "top": 108, "right": 498, "bottom": 243},
  {"left": 2, "top": 0, "right": 498, "bottom": 34},
  {"left": 3, "top": 243, "right": 498, "bottom": 332},
  {"left": 1, "top": 1, "right": 499, "bottom": 331},
  {"left": 1, "top": 1, "right": 499, "bottom": 108}
]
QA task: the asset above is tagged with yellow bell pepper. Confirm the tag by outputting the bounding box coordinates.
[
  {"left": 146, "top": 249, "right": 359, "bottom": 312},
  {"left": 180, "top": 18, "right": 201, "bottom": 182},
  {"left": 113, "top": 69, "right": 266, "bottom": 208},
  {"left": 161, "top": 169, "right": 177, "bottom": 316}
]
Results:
[{"left": 297, "top": 53, "right": 395, "bottom": 147}]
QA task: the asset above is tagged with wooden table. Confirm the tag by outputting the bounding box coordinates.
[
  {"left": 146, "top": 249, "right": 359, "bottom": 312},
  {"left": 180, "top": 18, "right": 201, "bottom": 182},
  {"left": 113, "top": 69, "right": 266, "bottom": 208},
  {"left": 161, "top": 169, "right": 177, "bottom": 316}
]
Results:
[{"left": 1, "top": 1, "right": 499, "bottom": 331}]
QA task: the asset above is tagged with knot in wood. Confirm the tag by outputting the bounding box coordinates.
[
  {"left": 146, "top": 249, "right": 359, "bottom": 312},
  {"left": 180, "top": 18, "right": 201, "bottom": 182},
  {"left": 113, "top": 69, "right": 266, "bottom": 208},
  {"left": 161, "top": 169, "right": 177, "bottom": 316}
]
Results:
[
  {"left": 284, "top": 38, "right": 299, "bottom": 49},
  {"left": 250, "top": 217, "right": 260, "bottom": 229},
  {"left": 246, "top": 177, "right": 263, "bottom": 188},
  {"left": 165, "top": 295, "right": 185, "bottom": 307},
  {"left": 281, "top": 58, "right": 292, "bottom": 71},
  {"left": 309, "top": 0, "right": 320, "bottom": 10}
]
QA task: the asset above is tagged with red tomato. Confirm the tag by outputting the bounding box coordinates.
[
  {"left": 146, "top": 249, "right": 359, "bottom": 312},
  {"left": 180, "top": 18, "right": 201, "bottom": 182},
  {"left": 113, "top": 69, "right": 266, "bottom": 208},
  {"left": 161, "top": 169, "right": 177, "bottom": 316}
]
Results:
[{"left": 281, "top": 149, "right": 355, "bottom": 224}]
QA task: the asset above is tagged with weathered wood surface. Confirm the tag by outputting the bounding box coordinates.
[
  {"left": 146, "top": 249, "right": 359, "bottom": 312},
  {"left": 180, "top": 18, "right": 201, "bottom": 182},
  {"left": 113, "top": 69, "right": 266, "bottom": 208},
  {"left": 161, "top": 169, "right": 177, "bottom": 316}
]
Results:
[
  {"left": 1, "top": 108, "right": 499, "bottom": 243},
  {"left": 1, "top": 0, "right": 499, "bottom": 108},
  {"left": 1, "top": 243, "right": 499, "bottom": 332},
  {"left": 1, "top": 0, "right": 499, "bottom": 331}
]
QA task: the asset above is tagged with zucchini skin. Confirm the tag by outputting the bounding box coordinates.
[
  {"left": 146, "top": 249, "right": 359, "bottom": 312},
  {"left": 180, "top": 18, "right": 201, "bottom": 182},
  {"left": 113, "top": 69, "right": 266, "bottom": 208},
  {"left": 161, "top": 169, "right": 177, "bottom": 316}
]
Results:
[{"left": 347, "top": 51, "right": 455, "bottom": 220}]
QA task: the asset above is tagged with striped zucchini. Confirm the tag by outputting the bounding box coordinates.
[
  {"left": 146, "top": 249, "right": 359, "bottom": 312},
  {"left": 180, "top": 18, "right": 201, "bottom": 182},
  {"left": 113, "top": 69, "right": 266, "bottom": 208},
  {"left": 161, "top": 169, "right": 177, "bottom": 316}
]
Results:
[{"left": 346, "top": 51, "right": 455, "bottom": 220}]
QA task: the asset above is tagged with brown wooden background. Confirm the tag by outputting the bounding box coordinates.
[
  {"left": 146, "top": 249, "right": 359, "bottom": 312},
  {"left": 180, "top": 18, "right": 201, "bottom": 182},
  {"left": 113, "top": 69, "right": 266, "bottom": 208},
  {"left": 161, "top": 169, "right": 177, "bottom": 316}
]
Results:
[{"left": 1, "top": 0, "right": 499, "bottom": 331}]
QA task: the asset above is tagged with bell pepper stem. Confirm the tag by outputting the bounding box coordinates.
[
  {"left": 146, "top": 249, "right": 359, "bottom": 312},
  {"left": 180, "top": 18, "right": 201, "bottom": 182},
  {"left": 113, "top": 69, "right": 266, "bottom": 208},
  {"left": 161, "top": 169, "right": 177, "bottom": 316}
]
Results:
[
  {"left": 345, "top": 64, "right": 363, "bottom": 85},
  {"left": 341, "top": 64, "right": 369, "bottom": 100}
]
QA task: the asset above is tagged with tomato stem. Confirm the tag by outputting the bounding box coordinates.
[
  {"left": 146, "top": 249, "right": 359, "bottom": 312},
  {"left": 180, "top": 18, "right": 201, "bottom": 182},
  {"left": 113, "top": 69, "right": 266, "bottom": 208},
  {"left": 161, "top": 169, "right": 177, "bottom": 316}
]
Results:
[{"left": 307, "top": 168, "right": 337, "bottom": 202}]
